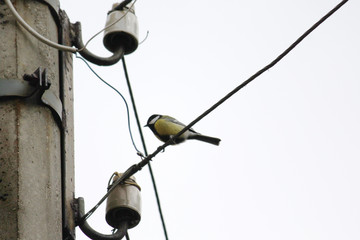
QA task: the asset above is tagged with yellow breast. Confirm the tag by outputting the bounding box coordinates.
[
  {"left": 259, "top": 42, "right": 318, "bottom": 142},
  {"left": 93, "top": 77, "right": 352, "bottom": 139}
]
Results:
[{"left": 154, "top": 118, "right": 184, "bottom": 136}]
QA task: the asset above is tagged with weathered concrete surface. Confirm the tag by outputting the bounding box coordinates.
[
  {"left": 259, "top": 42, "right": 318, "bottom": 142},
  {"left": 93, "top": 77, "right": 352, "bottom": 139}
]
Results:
[
  {"left": 0, "top": 100, "right": 20, "bottom": 240},
  {"left": 0, "top": 0, "right": 63, "bottom": 239},
  {"left": 59, "top": 10, "right": 76, "bottom": 238}
]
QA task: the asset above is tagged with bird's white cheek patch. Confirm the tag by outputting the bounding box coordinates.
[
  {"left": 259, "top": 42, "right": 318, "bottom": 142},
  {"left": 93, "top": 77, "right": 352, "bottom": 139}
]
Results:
[{"left": 149, "top": 115, "right": 160, "bottom": 125}]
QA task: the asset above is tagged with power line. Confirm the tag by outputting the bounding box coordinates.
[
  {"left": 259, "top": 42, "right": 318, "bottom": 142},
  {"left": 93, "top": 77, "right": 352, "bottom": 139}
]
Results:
[
  {"left": 76, "top": 50, "right": 169, "bottom": 239},
  {"left": 79, "top": 0, "right": 348, "bottom": 227},
  {"left": 122, "top": 57, "right": 169, "bottom": 240},
  {"left": 138, "top": 0, "right": 350, "bottom": 165}
]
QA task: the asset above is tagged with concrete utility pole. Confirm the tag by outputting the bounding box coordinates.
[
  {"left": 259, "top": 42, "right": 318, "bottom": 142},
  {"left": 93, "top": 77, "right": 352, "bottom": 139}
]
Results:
[{"left": 0, "top": 0, "right": 75, "bottom": 239}]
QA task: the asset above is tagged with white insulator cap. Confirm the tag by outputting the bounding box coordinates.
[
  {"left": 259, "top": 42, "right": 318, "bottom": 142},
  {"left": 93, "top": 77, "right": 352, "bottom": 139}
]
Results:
[{"left": 103, "top": 3, "right": 139, "bottom": 54}]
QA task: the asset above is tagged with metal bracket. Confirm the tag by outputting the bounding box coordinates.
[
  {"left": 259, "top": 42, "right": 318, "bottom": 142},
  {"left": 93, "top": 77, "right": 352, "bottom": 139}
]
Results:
[
  {"left": 75, "top": 197, "right": 129, "bottom": 240},
  {"left": 0, "top": 67, "right": 63, "bottom": 122}
]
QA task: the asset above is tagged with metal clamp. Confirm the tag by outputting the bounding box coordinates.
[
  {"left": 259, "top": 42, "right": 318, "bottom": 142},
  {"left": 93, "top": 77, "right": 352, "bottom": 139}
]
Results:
[{"left": 0, "top": 67, "right": 63, "bottom": 122}]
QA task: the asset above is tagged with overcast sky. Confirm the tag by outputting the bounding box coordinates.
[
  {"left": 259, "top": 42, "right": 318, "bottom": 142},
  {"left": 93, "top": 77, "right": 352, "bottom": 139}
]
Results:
[{"left": 60, "top": 0, "right": 360, "bottom": 239}]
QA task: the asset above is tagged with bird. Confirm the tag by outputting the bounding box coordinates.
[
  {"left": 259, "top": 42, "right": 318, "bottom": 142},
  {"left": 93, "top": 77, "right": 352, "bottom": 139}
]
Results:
[{"left": 145, "top": 114, "right": 221, "bottom": 146}]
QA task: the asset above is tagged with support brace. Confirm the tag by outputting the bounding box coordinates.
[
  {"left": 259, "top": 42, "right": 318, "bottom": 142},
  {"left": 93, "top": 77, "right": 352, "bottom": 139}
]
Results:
[{"left": 0, "top": 67, "right": 63, "bottom": 123}]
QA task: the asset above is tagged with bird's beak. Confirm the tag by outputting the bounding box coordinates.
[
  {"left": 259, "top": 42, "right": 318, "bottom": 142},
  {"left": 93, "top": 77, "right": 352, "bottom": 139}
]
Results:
[{"left": 144, "top": 124, "right": 148, "bottom": 127}]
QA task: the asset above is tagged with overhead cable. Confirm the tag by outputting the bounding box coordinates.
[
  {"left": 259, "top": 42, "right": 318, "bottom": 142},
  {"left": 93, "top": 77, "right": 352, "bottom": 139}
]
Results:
[
  {"left": 79, "top": 0, "right": 348, "bottom": 225},
  {"left": 122, "top": 57, "right": 169, "bottom": 240}
]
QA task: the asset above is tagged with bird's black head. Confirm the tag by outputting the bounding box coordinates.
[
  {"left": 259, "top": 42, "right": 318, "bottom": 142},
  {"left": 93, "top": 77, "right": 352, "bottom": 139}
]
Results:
[{"left": 145, "top": 114, "right": 162, "bottom": 128}]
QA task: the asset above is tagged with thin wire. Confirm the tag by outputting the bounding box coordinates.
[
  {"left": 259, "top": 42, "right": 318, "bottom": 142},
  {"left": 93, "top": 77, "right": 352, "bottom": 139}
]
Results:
[
  {"left": 79, "top": 0, "right": 137, "bottom": 52},
  {"left": 79, "top": 0, "right": 348, "bottom": 224},
  {"left": 122, "top": 56, "right": 169, "bottom": 240},
  {"left": 75, "top": 53, "right": 143, "bottom": 156},
  {"left": 139, "top": 31, "right": 150, "bottom": 45},
  {"left": 107, "top": 172, "right": 118, "bottom": 188}
]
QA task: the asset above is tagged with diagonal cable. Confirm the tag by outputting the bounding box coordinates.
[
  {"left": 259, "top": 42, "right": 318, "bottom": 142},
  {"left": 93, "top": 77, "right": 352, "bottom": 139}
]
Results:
[{"left": 79, "top": 0, "right": 348, "bottom": 223}]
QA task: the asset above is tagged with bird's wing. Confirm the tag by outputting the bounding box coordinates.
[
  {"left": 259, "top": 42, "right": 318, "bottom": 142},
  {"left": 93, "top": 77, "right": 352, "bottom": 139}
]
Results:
[
  {"left": 166, "top": 116, "right": 186, "bottom": 127},
  {"left": 164, "top": 116, "right": 198, "bottom": 134}
]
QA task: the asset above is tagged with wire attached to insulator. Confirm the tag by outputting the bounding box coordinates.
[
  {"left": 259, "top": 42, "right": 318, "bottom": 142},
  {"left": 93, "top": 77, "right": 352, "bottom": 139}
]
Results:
[
  {"left": 5, "top": 0, "right": 137, "bottom": 55},
  {"left": 80, "top": 0, "right": 138, "bottom": 52},
  {"left": 77, "top": 0, "right": 348, "bottom": 229}
]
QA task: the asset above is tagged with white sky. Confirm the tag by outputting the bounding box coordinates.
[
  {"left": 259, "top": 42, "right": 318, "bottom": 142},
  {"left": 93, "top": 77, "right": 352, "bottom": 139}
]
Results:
[{"left": 60, "top": 0, "right": 360, "bottom": 239}]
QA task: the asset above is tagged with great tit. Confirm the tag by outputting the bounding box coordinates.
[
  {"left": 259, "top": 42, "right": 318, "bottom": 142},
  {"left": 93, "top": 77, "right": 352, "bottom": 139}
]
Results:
[{"left": 145, "top": 114, "right": 221, "bottom": 146}]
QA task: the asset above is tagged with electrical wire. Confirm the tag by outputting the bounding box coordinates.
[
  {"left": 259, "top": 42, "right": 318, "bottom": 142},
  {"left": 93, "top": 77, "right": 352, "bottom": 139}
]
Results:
[
  {"left": 122, "top": 57, "right": 169, "bottom": 240},
  {"left": 139, "top": 31, "right": 150, "bottom": 45},
  {"left": 78, "top": 0, "right": 348, "bottom": 227},
  {"left": 4, "top": 0, "right": 136, "bottom": 53},
  {"left": 75, "top": 53, "right": 143, "bottom": 156},
  {"left": 4, "top": 0, "right": 78, "bottom": 52},
  {"left": 135, "top": 0, "right": 350, "bottom": 166}
]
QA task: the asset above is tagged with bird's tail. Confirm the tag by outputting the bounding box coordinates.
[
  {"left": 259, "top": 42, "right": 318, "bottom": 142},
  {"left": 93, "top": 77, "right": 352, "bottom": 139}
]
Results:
[{"left": 189, "top": 134, "right": 221, "bottom": 146}]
